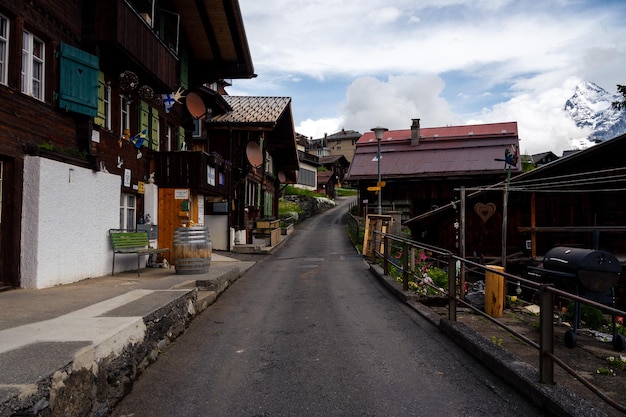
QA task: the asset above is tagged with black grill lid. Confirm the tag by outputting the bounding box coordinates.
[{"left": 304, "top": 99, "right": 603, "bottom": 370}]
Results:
[{"left": 542, "top": 246, "right": 621, "bottom": 292}]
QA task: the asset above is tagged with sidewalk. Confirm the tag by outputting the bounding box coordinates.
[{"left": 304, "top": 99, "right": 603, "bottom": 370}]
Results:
[{"left": 0, "top": 251, "right": 259, "bottom": 417}]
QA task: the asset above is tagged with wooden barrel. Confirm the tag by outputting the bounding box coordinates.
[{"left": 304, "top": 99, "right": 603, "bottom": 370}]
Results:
[{"left": 172, "top": 226, "right": 212, "bottom": 275}]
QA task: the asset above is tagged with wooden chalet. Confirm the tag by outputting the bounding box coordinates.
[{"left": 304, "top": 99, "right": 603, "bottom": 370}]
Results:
[
  {"left": 347, "top": 119, "right": 520, "bottom": 225},
  {"left": 155, "top": 94, "right": 299, "bottom": 251},
  {"left": 317, "top": 170, "right": 337, "bottom": 197},
  {"left": 318, "top": 154, "right": 350, "bottom": 186},
  {"left": 404, "top": 133, "right": 626, "bottom": 308},
  {"left": 0, "top": 0, "right": 257, "bottom": 288}
]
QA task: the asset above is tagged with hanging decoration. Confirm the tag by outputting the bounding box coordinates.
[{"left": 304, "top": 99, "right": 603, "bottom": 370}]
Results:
[
  {"left": 504, "top": 144, "right": 519, "bottom": 167},
  {"left": 138, "top": 85, "right": 154, "bottom": 100},
  {"left": 162, "top": 87, "right": 186, "bottom": 113},
  {"left": 130, "top": 129, "right": 147, "bottom": 149},
  {"left": 119, "top": 70, "right": 139, "bottom": 91},
  {"left": 474, "top": 202, "right": 496, "bottom": 223}
]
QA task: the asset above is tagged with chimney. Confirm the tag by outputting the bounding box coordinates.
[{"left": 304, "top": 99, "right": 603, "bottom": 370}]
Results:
[{"left": 411, "top": 118, "right": 421, "bottom": 145}]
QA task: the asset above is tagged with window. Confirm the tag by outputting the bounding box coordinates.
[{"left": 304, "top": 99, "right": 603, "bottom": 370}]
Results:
[
  {"left": 0, "top": 15, "right": 9, "bottom": 85},
  {"left": 177, "top": 126, "right": 186, "bottom": 150},
  {"left": 298, "top": 168, "right": 316, "bottom": 187},
  {"left": 192, "top": 118, "right": 202, "bottom": 137},
  {"left": 164, "top": 124, "right": 172, "bottom": 151},
  {"left": 246, "top": 180, "right": 259, "bottom": 207},
  {"left": 21, "top": 31, "right": 45, "bottom": 100},
  {"left": 120, "top": 95, "right": 130, "bottom": 137},
  {"left": 120, "top": 194, "right": 136, "bottom": 230}
]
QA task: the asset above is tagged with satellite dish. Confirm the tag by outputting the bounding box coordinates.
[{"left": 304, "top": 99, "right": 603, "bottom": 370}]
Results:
[
  {"left": 185, "top": 92, "right": 206, "bottom": 119},
  {"left": 277, "top": 171, "right": 286, "bottom": 183},
  {"left": 246, "top": 141, "right": 263, "bottom": 167}
]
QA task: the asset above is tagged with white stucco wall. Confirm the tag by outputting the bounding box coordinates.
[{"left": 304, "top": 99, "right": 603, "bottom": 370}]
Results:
[
  {"left": 204, "top": 215, "right": 228, "bottom": 250},
  {"left": 21, "top": 157, "right": 121, "bottom": 288}
]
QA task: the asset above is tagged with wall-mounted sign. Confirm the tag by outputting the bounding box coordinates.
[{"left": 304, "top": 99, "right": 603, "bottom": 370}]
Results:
[
  {"left": 175, "top": 189, "right": 189, "bottom": 199},
  {"left": 124, "top": 169, "right": 131, "bottom": 187},
  {"left": 208, "top": 166, "right": 215, "bottom": 186}
]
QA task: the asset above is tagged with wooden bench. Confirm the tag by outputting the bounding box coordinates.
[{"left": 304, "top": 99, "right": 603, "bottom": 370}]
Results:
[{"left": 109, "top": 229, "right": 170, "bottom": 277}]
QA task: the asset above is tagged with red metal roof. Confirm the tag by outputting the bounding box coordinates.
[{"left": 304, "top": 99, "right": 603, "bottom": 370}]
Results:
[{"left": 347, "top": 122, "right": 520, "bottom": 180}]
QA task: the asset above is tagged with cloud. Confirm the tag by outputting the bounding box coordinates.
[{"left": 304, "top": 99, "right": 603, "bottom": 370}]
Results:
[
  {"left": 340, "top": 75, "right": 461, "bottom": 131},
  {"left": 467, "top": 77, "right": 593, "bottom": 156},
  {"left": 236, "top": 0, "right": 626, "bottom": 155}
]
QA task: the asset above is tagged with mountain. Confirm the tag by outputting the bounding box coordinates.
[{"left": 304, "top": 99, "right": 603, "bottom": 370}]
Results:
[{"left": 564, "top": 81, "right": 626, "bottom": 143}]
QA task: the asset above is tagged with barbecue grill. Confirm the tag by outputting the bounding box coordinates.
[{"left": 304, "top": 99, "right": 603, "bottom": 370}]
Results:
[{"left": 529, "top": 246, "right": 625, "bottom": 351}]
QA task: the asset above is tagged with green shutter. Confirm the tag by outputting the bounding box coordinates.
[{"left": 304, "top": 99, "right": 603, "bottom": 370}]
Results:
[
  {"left": 58, "top": 43, "right": 99, "bottom": 116},
  {"left": 138, "top": 100, "right": 150, "bottom": 148},
  {"left": 150, "top": 107, "right": 159, "bottom": 150},
  {"left": 94, "top": 71, "right": 106, "bottom": 127}
]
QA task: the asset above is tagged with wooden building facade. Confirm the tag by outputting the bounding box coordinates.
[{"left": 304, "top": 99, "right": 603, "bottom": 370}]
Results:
[{"left": 0, "top": 0, "right": 263, "bottom": 288}]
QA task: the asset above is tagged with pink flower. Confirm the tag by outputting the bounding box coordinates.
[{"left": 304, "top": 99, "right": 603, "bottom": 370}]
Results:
[{"left": 617, "top": 316, "right": 624, "bottom": 325}]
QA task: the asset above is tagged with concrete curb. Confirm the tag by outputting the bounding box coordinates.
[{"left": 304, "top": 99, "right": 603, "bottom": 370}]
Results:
[
  {"left": 0, "top": 266, "right": 249, "bottom": 417},
  {"left": 368, "top": 263, "right": 609, "bottom": 417}
]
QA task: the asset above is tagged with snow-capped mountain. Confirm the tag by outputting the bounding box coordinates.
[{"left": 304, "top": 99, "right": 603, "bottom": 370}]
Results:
[{"left": 564, "top": 81, "right": 626, "bottom": 143}]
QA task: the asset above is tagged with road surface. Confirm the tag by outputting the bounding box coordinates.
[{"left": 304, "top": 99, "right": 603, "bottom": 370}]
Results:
[{"left": 110, "top": 196, "right": 546, "bottom": 417}]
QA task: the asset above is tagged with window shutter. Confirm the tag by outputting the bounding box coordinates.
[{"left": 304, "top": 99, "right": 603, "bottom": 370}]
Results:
[
  {"left": 58, "top": 43, "right": 99, "bottom": 116},
  {"left": 150, "top": 107, "right": 159, "bottom": 150},
  {"left": 138, "top": 100, "right": 150, "bottom": 147},
  {"left": 94, "top": 71, "right": 106, "bottom": 126}
]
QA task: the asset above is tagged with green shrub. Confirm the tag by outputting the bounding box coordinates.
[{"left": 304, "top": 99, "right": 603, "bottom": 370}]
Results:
[{"left": 563, "top": 303, "right": 606, "bottom": 330}]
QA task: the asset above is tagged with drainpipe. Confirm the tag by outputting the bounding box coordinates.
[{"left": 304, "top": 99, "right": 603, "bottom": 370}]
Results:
[{"left": 227, "top": 124, "right": 233, "bottom": 251}]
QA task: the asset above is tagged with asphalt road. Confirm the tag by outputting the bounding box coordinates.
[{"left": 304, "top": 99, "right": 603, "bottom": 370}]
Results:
[{"left": 110, "top": 196, "right": 547, "bottom": 417}]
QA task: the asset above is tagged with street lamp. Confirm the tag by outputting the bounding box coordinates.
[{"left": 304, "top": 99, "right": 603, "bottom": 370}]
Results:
[{"left": 371, "top": 126, "right": 388, "bottom": 214}]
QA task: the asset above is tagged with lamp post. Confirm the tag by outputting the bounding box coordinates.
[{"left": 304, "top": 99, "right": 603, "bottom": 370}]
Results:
[{"left": 371, "top": 126, "right": 388, "bottom": 214}]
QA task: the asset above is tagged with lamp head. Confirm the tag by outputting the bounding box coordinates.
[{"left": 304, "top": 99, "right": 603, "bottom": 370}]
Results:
[{"left": 370, "top": 126, "right": 388, "bottom": 141}]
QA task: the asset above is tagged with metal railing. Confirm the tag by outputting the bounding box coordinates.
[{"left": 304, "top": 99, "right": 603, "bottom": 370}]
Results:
[{"left": 370, "top": 229, "right": 626, "bottom": 414}]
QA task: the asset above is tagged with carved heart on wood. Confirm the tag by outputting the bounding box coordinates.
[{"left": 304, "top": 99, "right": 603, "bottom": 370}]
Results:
[{"left": 474, "top": 202, "right": 496, "bottom": 223}]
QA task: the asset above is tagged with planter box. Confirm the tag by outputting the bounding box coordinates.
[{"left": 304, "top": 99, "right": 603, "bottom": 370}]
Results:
[
  {"left": 256, "top": 219, "right": 280, "bottom": 229},
  {"left": 281, "top": 224, "right": 294, "bottom": 236}
]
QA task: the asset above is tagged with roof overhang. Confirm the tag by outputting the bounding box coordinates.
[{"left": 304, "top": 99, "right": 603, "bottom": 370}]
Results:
[{"left": 173, "top": 0, "right": 255, "bottom": 81}]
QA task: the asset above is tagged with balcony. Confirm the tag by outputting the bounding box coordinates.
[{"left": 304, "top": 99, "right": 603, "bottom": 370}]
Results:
[
  {"left": 153, "top": 151, "right": 229, "bottom": 196},
  {"left": 94, "top": 0, "right": 177, "bottom": 88}
]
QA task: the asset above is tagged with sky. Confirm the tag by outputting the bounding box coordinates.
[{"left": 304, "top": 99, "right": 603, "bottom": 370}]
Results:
[{"left": 228, "top": 0, "right": 626, "bottom": 156}]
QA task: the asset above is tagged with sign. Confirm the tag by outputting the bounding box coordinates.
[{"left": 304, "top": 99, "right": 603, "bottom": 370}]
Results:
[
  {"left": 174, "top": 189, "right": 189, "bottom": 199},
  {"left": 367, "top": 186, "right": 380, "bottom": 191}
]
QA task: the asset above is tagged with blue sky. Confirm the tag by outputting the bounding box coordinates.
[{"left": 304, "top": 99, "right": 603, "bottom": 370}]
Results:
[{"left": 230, "top": 0, "right": 626, "bottom": 155}]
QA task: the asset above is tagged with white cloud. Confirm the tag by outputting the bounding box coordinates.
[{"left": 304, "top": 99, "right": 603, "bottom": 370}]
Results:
[
  {"left": 296, "top": 117, "right": 343, "bottom": 140},
  {"left": 467, "top": 77, "right": 593, "bottom": 156},
  {"left": 340, "top": 75, "right": 462, "bottom": 131}
]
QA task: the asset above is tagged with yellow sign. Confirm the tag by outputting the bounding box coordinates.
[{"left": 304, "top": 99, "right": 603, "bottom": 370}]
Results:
[
  {"left": 377, "top": 181, "right": 386, "bottom": 187},
  {"left": 367, "top": 186, "right": 380, "bottom": 191}
]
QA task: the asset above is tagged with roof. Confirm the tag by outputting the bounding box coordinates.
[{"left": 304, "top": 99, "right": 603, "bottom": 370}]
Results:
[
  {"left": 348, "top": 122, "right": 520, "bottom": 180},
  {"left": 404, "top": 132, "right": 626, "bottom": 225},
  {"left": 319, "top": 154, "right": 349, "bottom": 166},
  {"left": 317, "top": 171, "right": 336, "bottom": 184},
  {"left": 210, "top": 96, "right": 292, "bottom": 125},
  {"left": 323, "top": 129, "right": 361, "bottom": 140},
  {"left": 356, "top": 122, "right": 518, "bottom": 144},
  {"left": 208, "top": 96, "right": 299, "bottom": 171}
]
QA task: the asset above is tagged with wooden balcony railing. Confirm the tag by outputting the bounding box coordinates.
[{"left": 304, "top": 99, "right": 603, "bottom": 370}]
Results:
[
  {"left": 94, "top": 0, "right": 177, "bottom": 88},
  {"left": 153, "top": 151, "right": 229, "bottom": 196}
]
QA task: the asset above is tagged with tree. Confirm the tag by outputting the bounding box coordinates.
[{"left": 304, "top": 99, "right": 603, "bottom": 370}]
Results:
[{"left": 612, "top": 84, "right": 626, "bottom": 110}]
